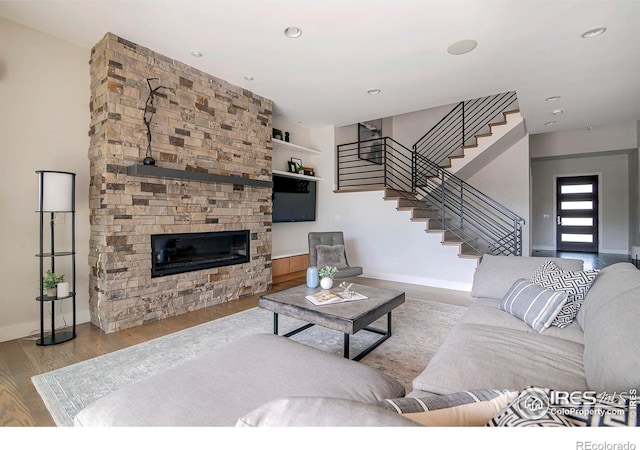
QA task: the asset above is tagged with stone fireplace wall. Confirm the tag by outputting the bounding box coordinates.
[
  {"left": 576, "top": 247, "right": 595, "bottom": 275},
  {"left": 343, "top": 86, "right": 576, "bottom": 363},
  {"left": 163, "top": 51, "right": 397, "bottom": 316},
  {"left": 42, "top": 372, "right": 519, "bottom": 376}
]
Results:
[{"left": 88, "top": 33, "right": 273, "bottom": 333}]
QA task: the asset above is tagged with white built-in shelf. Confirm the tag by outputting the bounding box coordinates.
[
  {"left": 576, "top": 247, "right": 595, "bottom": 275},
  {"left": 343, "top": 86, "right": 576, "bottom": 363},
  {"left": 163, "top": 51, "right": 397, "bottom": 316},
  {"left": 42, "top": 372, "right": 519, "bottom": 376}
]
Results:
[
  {"left": 273, "top": 169, "right": 322, "bottom": 181},
  {"left": 272, "top": 139, "right": 321, "bottom": 155}
]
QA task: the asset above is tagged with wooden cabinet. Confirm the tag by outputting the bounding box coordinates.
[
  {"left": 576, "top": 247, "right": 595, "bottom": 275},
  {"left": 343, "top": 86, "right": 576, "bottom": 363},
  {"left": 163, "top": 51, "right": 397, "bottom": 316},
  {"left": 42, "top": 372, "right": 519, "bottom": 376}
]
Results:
[{"left": 272, "top": 253, "right": 309, "bottom": 284}]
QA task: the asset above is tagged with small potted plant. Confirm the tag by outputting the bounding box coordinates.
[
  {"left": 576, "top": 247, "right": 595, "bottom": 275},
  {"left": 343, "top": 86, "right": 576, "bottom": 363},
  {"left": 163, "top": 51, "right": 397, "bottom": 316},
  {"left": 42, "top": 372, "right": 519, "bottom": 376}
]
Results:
[
  {"left": 318, "top": 266, "right": 338, "bottom": 290},
  {"left": 43, "top": 270, "right": 65, "bottom": 298}
]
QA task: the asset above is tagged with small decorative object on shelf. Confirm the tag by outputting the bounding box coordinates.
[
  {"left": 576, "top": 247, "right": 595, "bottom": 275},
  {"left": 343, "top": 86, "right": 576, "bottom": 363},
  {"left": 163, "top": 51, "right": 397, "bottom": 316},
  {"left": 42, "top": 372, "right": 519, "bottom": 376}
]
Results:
[
  {"left": 303, "top": 167, "right": 315, "bottom": 176},
  {"left": 290, "top": 157, "right": 302, "bottom": 171},
  {"left": 338, "top": 282, "right": 357, "bottom": 299},
  {"left": 306, "top": 266, "right": 319, "bottom": 288},
  {"left": 318, "top": 266, "right": 337, "bottom": 290},
  {"left": 143, "top": 78, "right": 169, "bottom": 166},
  {"left": 43, "top": 270, "right": 64, "bottom": 298},
  {"left": 287, "top": 161, "right": 297, "bottom": 173},
  {"left": 285, "top": 131, "right": 290, "bottom": 142},
  {"left": 273, "top": 128, "right": 283, "bottom": 140},
  {"left": 57, "top": 281, "right": 70, "bottom": 298}
]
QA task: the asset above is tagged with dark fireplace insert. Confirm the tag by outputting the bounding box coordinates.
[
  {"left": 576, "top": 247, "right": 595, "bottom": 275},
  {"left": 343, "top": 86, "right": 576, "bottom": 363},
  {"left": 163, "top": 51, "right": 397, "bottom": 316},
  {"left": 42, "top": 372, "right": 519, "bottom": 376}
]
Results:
[{"left": 151, "top": 230, "right": 250, "bottom": 277}]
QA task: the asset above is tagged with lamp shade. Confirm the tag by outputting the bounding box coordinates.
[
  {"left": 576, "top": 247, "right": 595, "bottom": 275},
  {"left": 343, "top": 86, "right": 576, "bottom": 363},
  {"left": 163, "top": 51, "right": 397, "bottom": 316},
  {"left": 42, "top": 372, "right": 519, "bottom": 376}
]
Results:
[{"left": 37, "top": 170, "right": 75, "bottom": 212}]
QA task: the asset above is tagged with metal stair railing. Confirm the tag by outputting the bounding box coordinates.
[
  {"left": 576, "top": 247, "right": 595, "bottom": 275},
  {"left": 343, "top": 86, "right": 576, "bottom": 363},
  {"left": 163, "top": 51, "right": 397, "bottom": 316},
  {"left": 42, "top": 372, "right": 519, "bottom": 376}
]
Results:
[
  {"left": 335, "top": 91, "right": 524, "bottom": 257},
  {"left": 413, "top": 91, "right": 518, "bottom": 167},
  {"left": 413, "top": 154, "right": 525, "bottom": 256},
  {"left": 336, "top": 137, "right": 413, "bottom": 192}
]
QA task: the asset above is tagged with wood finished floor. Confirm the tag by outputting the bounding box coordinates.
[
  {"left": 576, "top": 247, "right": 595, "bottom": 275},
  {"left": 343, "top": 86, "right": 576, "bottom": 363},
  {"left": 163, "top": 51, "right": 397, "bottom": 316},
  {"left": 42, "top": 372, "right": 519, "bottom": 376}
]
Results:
[
  {"left": 0, "top": 276, "right": 472, "bottom": 427},
  {"left": 0, "top": 278, "right": 306, "bottom": 427}
]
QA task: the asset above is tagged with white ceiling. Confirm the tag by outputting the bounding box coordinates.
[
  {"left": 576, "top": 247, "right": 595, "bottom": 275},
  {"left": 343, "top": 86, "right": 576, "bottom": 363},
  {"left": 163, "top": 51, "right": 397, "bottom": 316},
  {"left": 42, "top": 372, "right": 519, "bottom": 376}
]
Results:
[{"left": 1, "top": 0, "right": 639, "bottom": 134}]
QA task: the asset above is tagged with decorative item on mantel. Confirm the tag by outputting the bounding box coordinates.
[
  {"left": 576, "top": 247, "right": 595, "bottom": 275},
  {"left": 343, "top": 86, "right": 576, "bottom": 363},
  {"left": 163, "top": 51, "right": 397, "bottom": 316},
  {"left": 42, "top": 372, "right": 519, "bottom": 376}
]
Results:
[
  {"left": 318, "top": 266, "right": 337, "bottom": 290},
  {"left": 143, "top": 78, "right": 170, "bottom": 166},
  {"left": 285, "top": 131, "right": 290, "bottom": 142},
  {"left": 272, "top": 128, "right": 283, "bottom": 140}
]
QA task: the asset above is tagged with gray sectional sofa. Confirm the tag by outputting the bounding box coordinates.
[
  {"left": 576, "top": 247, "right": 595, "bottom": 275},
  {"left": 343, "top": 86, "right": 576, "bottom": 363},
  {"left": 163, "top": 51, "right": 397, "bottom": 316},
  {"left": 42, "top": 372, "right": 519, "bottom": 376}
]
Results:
[{"left": 74, "top": 256, "right": 640, "bottom": 426}]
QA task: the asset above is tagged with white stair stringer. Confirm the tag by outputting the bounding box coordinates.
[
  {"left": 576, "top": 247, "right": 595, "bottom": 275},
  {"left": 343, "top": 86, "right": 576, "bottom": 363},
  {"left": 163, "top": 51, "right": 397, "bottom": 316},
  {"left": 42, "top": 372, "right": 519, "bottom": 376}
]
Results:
[{"left": 449, "top": 111, "right": 525, "bottom": 180}]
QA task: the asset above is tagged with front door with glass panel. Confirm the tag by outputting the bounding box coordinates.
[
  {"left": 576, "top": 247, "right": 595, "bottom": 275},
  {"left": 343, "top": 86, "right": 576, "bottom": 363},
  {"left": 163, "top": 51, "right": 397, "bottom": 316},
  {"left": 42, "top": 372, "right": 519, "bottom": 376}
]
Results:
[{"left": 556, "top": 175, "right": 599, "bottom": 252}]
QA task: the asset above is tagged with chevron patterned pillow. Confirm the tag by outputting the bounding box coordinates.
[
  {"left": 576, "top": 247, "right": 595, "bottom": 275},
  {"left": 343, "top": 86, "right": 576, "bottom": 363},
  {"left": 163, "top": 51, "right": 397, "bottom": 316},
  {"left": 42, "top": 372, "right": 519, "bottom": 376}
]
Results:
[{"left": 531, "top": 260, "right": 599, "bottom": 328}]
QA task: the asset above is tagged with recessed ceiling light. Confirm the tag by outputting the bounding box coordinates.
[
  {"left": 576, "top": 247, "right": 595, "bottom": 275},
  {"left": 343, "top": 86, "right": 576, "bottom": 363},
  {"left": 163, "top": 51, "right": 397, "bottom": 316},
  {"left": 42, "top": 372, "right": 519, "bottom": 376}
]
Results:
[
  {"left": 447, "top": 39, "right": 478, "bottom": 55},
  {"left": 284, "top": 26, "right": 303, "bottom": 38},
  {"left": 243, "top": 75, "right": 254, "bottom": 81},
  {"left": 552, "top": 109, "right": 564, "bottom": 115},
  {"left": 367, "top": 89, "right": 382, "bottom": 95},
  {"left": 190, "top": 50, "right": 203, "bottom": 57},
  {"left": 545, "top": 96, "right": 561, "bottom": 102},
  {"left": 581, "top": 27, "right": 607, "bottom": 38},
  {"left": 545, "top": 121, "right": 556, "bottom": 126}
]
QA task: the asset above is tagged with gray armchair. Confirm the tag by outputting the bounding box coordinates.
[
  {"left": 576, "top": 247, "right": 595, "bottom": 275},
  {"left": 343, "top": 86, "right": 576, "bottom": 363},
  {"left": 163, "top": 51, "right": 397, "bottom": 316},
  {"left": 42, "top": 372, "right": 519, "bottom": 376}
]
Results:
[{"left": 308, "top": 231, "right": 363, "bottom": 279}]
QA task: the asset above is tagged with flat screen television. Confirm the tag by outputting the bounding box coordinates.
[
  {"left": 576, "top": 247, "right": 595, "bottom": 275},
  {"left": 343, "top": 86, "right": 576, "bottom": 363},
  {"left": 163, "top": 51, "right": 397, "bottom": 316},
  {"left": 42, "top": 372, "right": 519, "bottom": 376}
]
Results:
[{"left": 272, "top": 175, "right": 316, "bottom": 223}]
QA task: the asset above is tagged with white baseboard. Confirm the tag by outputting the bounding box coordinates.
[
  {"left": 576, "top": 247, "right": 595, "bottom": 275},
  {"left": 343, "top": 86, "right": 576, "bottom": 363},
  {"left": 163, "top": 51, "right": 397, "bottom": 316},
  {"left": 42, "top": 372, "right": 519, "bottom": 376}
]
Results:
[
  {"left": 532, "top": 246, "right": 556, "bottom": 251},
  {"left": 600, "top": 249, "right": 631, "bottom": 255},
  {"left": 362, "top": 270, "right": 472, "bottom": 292},
  {"left": 0, "top": 310, "right": 91, "bottom": 343}
]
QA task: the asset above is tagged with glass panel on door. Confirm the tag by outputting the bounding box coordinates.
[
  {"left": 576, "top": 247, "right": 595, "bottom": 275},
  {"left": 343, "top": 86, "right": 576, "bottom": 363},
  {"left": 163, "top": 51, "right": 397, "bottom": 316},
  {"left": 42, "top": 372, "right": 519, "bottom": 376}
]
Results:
[{"left": 556, "top": 175, "right": 598, "bottom": 253}]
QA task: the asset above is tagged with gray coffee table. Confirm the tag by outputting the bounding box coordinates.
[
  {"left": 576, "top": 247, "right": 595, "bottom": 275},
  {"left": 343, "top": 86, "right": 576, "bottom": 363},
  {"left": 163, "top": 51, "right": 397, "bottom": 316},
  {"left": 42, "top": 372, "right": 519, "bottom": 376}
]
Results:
[{"left": 258, "top": 283, "right": 405, "bottom": 361}]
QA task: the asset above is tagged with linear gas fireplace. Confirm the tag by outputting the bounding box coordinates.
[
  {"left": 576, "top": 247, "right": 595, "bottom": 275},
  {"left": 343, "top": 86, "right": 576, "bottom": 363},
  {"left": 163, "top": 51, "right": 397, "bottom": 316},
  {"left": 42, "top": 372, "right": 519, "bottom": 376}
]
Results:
[{"left": 151, "top": 230, "right": 250, "bottom": 278}]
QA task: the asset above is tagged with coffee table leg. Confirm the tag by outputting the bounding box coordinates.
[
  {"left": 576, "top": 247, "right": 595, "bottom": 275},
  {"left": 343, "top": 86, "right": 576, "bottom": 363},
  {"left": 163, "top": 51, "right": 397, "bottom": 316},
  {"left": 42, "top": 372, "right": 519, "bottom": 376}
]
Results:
[
  {"left": 353, "top": 312, "right": 393, "bottom": 361},
  {"left": 343, "top": 333, "right": 350, "bottom": 359},
  {"left": 273, "top": 312, "right": 278, "bottom": 335}
]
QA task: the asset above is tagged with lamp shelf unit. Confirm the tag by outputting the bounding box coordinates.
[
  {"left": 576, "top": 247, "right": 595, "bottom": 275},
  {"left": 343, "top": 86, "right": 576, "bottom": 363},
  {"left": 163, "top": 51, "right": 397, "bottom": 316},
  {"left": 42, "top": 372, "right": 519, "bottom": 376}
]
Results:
[{"left": 35, "top": 170, "right": 77, "bottom": 346}]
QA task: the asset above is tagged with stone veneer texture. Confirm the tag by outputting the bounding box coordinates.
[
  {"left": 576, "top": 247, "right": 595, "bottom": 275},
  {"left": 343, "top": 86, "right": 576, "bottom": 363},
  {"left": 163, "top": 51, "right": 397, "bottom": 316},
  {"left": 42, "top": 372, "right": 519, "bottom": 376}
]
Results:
[{"left": 88, "top": 33, "right": 273, "bottom": 333}]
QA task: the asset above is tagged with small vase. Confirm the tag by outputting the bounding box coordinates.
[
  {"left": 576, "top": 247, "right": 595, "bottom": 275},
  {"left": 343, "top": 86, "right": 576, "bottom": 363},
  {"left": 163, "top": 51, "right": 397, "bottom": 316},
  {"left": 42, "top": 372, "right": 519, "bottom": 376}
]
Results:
[
  {"left": 57, "top": 281, "right": 70, "bottom": 298},
  {"left": 306, "top": 266, "right": 319, "bottom": 288},
  {"left": 320, "top": 277, "right": 333, "bottom": 290},
  {"left": 46, "top": 287, "right": 57, "bottom": 298}
]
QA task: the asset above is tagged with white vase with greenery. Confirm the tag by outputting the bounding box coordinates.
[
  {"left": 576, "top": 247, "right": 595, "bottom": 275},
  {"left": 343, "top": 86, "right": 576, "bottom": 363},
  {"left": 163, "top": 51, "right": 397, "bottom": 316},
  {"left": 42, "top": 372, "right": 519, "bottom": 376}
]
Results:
[{"left": 318, "top": 266, "right": 337, "bottom": 290}]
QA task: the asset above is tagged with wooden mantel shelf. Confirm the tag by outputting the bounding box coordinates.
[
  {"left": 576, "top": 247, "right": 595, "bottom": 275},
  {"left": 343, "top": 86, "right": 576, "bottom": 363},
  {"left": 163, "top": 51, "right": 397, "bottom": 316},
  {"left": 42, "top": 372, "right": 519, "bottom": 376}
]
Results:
[{"left": 127, "top": 165, "right": 273, "bottom": 188}]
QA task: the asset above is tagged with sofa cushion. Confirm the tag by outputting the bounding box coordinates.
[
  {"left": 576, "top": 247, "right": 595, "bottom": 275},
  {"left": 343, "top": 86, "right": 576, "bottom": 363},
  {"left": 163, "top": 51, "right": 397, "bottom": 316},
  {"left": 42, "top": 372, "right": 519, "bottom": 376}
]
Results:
[
  {"left": 582, "top": 286, "right": 640, "bottom": 392},
  {"left": 471, "top": 255, "right": 583, "bottom": 300},
  {"left": 315, "top": 244, "right": 348, "bottom": 269},
  {"left": 74, "top": 333, "right": 405, "bottom": 427},
  {"left": 488, "top": 387, "right": 639, "bottom": 427},
  {"left": 412, "top": 322, "right": 588, "bottom": 395},
  {"left": 488, "top": 387, "right": 575, "bottom": 427},
  {"left": 236, "top": 397, "right": 419, "bottom": 427},
  {"left": 499, "top": 278, "right": 568, "bottom": 333},
  {"left": 577, "top": 262, "right": 640, "bottom": 329},
  {"left": 531, "top": 260, "right": 599, "bottom": 328},
  {"left": 461, "top": 299, "right": 584, "bottom": 344},
  {"left": 376, "top": 389, "right": 518, "bottom": 427}
]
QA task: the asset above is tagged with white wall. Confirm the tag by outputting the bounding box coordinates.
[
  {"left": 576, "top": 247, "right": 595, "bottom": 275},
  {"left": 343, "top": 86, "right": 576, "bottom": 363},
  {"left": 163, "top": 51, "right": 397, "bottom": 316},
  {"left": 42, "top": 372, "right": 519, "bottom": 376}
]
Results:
[
  {"left": 466, "top": 136, "right": 531, "bottom": 254},
  {"left": 391, "top": 103, "right": 458, "bottom": 148},
  {"left": 531, "top": 153, "right": 631, "bottom": 254},
  {"left": 0, "top": 18, "right": 91, "bottom": 342},
  {"left": 530, "top": 121, "right": 639, "bottom": 254},
  {"left": 530, "top": 121, "right": 638, "bottom": 158},
  {"left": 272, "top": 121, "right": 478, "bottom": 291}
]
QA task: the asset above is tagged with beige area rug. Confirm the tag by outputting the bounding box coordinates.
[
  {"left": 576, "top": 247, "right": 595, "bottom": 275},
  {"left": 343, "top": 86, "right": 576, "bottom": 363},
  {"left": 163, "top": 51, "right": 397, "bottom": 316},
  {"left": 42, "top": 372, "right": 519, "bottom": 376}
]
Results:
[{"left": 32, "top": 295, "right": 467, "bottom": 426}]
